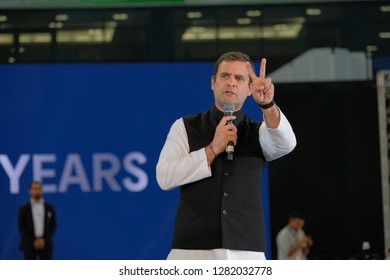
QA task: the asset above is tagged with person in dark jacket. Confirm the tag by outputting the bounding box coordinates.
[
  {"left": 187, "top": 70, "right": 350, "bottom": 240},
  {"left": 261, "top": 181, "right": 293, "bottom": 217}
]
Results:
[{"left": 18, "top": 181, "right": 57, "bottom": 260}]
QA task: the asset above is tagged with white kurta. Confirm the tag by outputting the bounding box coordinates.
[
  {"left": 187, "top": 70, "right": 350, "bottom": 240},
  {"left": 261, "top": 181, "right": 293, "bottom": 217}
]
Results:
[{"left": 156, "top": 109, "right": 296, "bottom": 260}]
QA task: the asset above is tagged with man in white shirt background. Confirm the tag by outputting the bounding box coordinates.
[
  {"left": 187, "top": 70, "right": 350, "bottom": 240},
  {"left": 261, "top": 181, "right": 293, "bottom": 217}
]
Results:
[{"left": 276, "top": 211, "right": 313, "bottom": 260}]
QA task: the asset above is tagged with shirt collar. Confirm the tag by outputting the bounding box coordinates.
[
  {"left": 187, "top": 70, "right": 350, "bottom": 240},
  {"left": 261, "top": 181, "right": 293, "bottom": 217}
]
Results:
[
  {"left": 31, "top": 198, "right": 44, "bottom": 205},
  {"left": 210, "top": 104, "right": 244, "bottom": 126}
]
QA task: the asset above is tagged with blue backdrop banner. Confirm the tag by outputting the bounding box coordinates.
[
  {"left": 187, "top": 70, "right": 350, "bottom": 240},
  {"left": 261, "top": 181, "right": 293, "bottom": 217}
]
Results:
[{"left": 0, "top": 63, "right": 270, "bottom": 260}]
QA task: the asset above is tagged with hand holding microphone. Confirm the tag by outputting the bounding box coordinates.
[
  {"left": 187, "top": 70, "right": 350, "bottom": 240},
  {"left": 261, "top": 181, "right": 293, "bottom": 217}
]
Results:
[
  {"left": 209, "top": 103, "right": 237, "bottom": 160},
  {"left": 224, "top": 103, "right": 235, "bottom": 161}
]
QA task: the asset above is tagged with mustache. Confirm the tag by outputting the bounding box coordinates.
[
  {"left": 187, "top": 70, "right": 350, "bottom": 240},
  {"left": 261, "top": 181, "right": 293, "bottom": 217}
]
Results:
[{"left": 224, "top": 87, "right": 237, "bottom": 94}]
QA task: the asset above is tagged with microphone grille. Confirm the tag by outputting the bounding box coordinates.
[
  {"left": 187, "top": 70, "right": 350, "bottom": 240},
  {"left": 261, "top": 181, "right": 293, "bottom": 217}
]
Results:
[{"left": 224, "top": 103, "right": 235, "bottom": 113}]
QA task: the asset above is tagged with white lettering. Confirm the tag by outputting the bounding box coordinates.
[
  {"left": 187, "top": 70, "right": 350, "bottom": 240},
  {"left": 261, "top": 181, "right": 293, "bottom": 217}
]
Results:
[
  {"left": 122, "top": 152, "right": 148, "bottom": 192},
  {"left": 1, "top": 152, "right": 149, "bottom": 194},
  {"left": 33, "top": 154, "right": 57, "bottom": 193},
  {"left": 0, "top": 154, "right": 30, "bottom": 194},
  {"left": 93, "top": 153, "right": 121, "bottom": 192},
  {"left": 58, "top": 154, "right": 91, "bottom": 193}
]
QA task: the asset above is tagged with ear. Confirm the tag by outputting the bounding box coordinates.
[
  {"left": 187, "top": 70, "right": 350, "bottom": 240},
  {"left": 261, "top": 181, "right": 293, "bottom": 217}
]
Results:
[
  {"left": 248, "top": 83, "right": 253, "bottom": 96},
  {"left": 211, "top": 76, "right": 215, "bottom": 91}
]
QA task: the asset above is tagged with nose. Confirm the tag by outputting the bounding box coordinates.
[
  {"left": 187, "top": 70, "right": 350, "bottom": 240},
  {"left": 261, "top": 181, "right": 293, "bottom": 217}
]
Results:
[{"left": 227, "top": 78, "right": 237, "bottom": 87}]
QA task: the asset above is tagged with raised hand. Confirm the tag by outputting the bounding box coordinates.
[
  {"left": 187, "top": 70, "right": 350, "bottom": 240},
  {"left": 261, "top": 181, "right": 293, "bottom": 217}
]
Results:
[{"left": 246, "top": 58, "right": 275, "bottom": 106}]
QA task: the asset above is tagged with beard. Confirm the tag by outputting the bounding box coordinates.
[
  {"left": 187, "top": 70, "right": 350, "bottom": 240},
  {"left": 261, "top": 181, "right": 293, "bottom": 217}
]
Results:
[{"left": 32, "top": 193, "right": 42, "bottom": 200}]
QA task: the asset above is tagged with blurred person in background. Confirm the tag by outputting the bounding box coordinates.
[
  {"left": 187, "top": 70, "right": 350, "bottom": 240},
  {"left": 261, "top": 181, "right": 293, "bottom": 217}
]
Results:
[
  {"left": 18, "top": 181, "right": 57, "bottom": 260},
  {"left": 276, "top": 211, "right": 313, "bottom": 260}
]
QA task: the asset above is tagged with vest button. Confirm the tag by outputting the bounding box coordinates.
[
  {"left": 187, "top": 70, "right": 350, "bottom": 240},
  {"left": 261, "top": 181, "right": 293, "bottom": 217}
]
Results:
[
  {"left": 224, "top": 172, "right": 229, "bottom": 178},
  {"left": 222, "top": 210, "right": 228, "bottom": 215},
  {"left": 223, "top": 192, "right": 229, "bottom": 197}
]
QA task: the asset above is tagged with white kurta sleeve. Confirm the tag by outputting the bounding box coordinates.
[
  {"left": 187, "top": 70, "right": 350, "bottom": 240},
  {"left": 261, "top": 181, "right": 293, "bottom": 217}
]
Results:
[
  {"left": 259, "top": 110, "right": 297, "bottom": 161},
  {"left": 156, "top": 118, "right": 212, "bottom": 190}
]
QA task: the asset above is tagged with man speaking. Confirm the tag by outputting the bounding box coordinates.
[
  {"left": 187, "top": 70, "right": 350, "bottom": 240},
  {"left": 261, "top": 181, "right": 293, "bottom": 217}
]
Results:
[{"left": 156, "top": 51, "right": 296, "bottom": 260}]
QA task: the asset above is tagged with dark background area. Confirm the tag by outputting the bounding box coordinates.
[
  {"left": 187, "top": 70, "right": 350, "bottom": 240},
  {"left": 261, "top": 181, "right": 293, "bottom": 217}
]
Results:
[
  {"left": 0, "top": 1, "right": 389, "bottom": 68},
  {"left": 269, "top": 81, "right": 383, "bottom": 259}
]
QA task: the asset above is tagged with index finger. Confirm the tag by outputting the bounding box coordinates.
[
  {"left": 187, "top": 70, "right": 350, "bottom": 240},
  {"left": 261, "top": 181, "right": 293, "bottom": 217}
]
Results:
[
  {"left": 222, "top": 115, "right": 236, "bottom": 121},
  {"left": 259, "top": 58, "right": 267, "bottom": 78},
  {"left": 246, "top": 61, "right": 257, "bottom": 81}
]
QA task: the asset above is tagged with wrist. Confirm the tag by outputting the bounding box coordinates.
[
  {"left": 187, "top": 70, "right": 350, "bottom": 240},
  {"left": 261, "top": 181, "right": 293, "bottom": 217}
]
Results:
[
  {"left": 208, "top": 144, "right": 217, "bottom": 158},
  {"left": 258, "top": 99, "right": 275, "bottom": 110}
]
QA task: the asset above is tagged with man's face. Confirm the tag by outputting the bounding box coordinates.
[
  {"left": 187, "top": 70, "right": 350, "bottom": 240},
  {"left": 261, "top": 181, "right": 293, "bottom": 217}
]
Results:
[
  {"left": 29, "top": 182, "right": 43, "bottom": 200},
  {"left": 290, "top": 218, "right": 305, "bottom": 230},
  {"left": 211, "top": 60, "right": 252, "bottom": 111}
]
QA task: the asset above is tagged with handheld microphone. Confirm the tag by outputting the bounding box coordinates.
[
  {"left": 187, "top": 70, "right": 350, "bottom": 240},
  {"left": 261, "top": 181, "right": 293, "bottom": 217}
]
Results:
[{"left": 224, "top": 103, "right": 235, "bottom": 161}]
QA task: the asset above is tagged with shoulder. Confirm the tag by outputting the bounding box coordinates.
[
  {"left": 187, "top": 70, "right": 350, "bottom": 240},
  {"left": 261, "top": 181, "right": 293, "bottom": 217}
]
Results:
[
  {"left": 183, "top": 111, "right": 206, "bottom": 123},
  {"left": 276, "top": 226, "right": 290, "bottom": 238},
  {"left": 19, "top": 202, "right": 31, "bottom": 210},
  {"left": 44, "top": 202, "right": 56, "bottom": 210},
  {"left": 182, "top": 111, "right": 210, "bottom": 133},
  {"left": 18, "top": 203, "right": 31, "bottom": 216}
]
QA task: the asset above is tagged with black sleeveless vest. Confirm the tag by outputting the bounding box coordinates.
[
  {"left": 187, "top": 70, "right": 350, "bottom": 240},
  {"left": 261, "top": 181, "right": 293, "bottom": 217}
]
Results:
[{"left": 171, "top": 105, "right": 267, "bottom": 252}]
